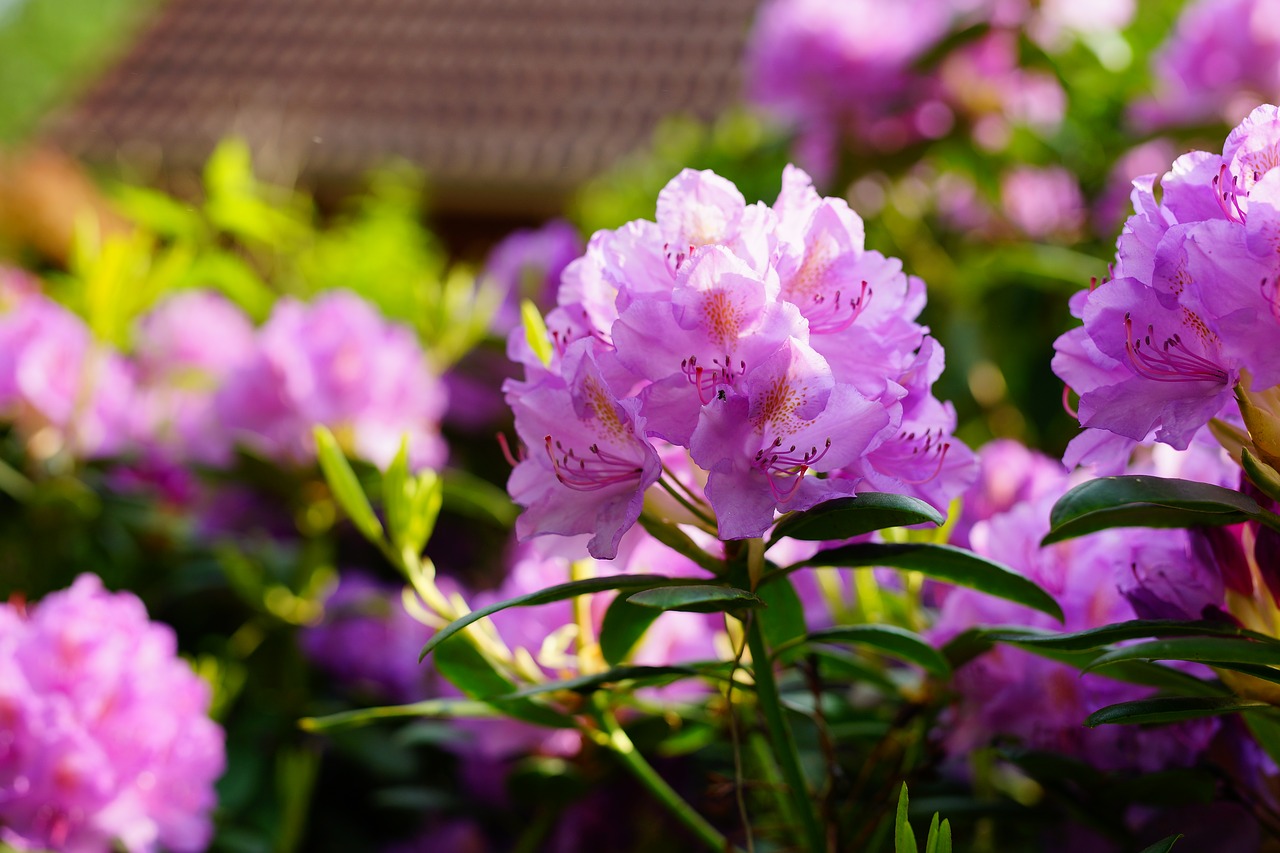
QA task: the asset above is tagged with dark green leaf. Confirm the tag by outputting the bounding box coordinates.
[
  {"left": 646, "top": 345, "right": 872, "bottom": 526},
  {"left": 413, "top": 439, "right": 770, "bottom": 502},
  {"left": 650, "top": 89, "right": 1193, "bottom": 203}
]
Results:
[
  {"left": 626, "top": 584, "right": 763, "bottom": 613},
  {"left": 1044, "top": 476, "right": 1263, "bottom": 546},
  {"left": 502, "top": 664, "right": 720, "bottom": 699},
  {"left": 441, "top": 468, "right": 517, "bottom": 528},
  {"left": 810, "top": 648, "right": 899, "bottom": 693},
  {"left": 771, "top": 493, "right": 944, "bottom": 544},
  {"left": 300, "top": 698, "right": 501, "bottom": 732},
  {"left": 432, "top": 635, "right": 572, "bottom": 729},
  {"left": 985, "top": 620, "right": 1278, "bottom": 652},
  {"left": 756, "top": 576, "right": 807, "bottom": 658},
  {"left": 598, "top": 597, "right": 661, "bottom": 666},
  {"left": 1085, "top": 696, "right": 1268, "bottom": 727},
  {"left": 419, "top": 575, "right": 698, "bottom": 660},
  {"left": 314, "top": 426, "right": 383, "bottom": 544},
  {"left": 1136, "top": 836, "right": 1181, "bottom": 853},
  {"left": 1246, "top": 713, "right": 1280, "bottom": 769},
  {"left": 637, "top": 514, "right": 725, "bottom": 573},
  {"left": 788, "top": 543, "right": 1063, "bottom": 621},
  {"left": 781, "top": 624, "right": 950, "bottom": 677},
  {"left": 1086, "top": 636, "right": 1280, "bottom": 672}
]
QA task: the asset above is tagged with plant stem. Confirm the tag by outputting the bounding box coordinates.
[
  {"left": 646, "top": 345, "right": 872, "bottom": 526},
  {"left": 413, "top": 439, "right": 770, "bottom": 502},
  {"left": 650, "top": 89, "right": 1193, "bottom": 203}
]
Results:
[
  {"left": 745, "top": 615, "right": 826, "bottom": 853},
  {"left": 598, "top": 704, "right": 741, "bottom": 853}
]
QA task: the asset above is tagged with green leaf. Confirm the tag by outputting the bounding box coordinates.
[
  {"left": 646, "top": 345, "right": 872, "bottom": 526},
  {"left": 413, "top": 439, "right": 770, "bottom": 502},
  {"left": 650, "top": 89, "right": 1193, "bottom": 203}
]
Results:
[
  {"left": 521, "top": 299, "right": 553, "bottom": 366},
  {"left": 1243, "top": 447, "right": 1280, "bottom": 505},
  {"left": 637, "top": 514, "right": 725, "bottom": 573},
  {"left": 895, "top": 783, "right": 917, "bottom": 853},
  {"left": 1136, "top": 836, "right": 1182, "bottom": 853},
  {"left": 1246, "top": 712, "right": 1280, "bottom": 769},
  {"left": 1085, "top": 697, "right": 1268, "bottom": 727},
  {"left": 314, "top": 426, "right": 383, "bottom": 544},
  {"left": 441, "top": 468, "right": 517, "bottom": 528},
  {"left": 419, "top": 575, "right": 699, "bottom": 660},
  {"left": 756, "top": 576, "right": 807, "bottom": 658},
  {"left": 1044, "top": 475, "right": 1266, "bottom": 545},
  {"left": 937, "top": 820, "right": 952, "bottom": 853},
  {"left": 1085, "top": 636, "right": 1280, "bottom": 672},
  {"left": 788, "top": 543, "right": 1063, "bottom": 621},
  {"left": 626, "top": 584, "right": 763, "bottom": 614},
  {"left": 770, "top": 493, "right": 945, "bottom": 544},
  {"left": 300, "top": 698, "right": 503, "bottom": 732},
  {"left": 598, "top": 596, "right": 661, "bottom": 665},
  {"left": 985, "top": 619, "right": 1278, "bottom": 652},
  {"left": 432, "top": 635, "right": 572, "bottom": 729},
  {"left": 781, "top": 624, "right": 950, "bottom": 677},
  {"left": 382, "top": 439, "right": 412, "bottom": 548},
  {"left": 924, "top": 814, "right": 941, "bottom": 853},
  {"left": 502, "top": 664, "right": 720, "bottom": 699}
]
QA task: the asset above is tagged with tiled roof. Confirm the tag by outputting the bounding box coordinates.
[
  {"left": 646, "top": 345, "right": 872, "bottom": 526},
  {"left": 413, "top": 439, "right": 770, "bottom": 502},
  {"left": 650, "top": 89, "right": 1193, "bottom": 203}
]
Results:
[{"left": 45, "top": 0, "right": 758, "bottom": 213}]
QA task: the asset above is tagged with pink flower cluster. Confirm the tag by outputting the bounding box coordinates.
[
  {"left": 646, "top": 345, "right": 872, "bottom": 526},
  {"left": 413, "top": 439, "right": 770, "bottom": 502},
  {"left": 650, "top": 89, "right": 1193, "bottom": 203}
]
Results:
[
  {"left": 0, "top": 276, "right": 133, "bottom": 460},
  {"left": 504, "top": 166, "right": 974, "bottom": 558},
  {"left": 0, "top": 575, "right": 224, "bottom": 853},
  {"left": 1135, "top": 0, "right": 1280, "bottom": 131},
  {"left": 0, "top": 284, "right": 447, "bottom": 471},
  {"left": 933, "top": 441, "right": 1224, "bottom": 772},
  {"left": 1054, "top": 104, "right": 1280, "bottom": 469},
  {"left": 742, "top": 0, "right": 1122, "bottom": 176}
]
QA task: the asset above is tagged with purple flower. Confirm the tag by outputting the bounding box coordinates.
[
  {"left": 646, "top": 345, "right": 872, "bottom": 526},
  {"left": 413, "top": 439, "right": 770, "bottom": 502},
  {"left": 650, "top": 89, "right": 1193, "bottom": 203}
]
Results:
[
  {"left": 1056, "top": 105, "right": 1280, "bottom": 460},
  {"left": 131, "top": 290, "right": 256, "bottom": 465},
  {"left": 0, "top": 293, "right": 134, "bottom": 460},
  {"left": 506, "top": 341, "right": 662, "bottom": 560},
  {"left": 216, "top": 291, "right": 447, "bottom": 470},
  {"left": 507, "top": 165, "right": 970, "bottom": 551},
  {"left": 301, "top": 571, "right": 434, "bottom": 703},
  {"left": 0, "top": 575, "right": 224, "bottom": 853},
  {"left": 1134, "top": 0, "right": 1280, "bottom": 131},
  {"left": 483, "top": 220, "right": 584, "bottom": 334},
  {"left": 998, "top": 166, "right": 1085, "bottom": 240}
]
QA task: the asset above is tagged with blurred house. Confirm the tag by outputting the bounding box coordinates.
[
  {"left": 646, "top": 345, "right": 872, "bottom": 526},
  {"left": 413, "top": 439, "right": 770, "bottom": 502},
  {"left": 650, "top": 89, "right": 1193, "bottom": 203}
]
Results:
[{"left": 43, "top": 0, "right": 758, "bottom": 221}]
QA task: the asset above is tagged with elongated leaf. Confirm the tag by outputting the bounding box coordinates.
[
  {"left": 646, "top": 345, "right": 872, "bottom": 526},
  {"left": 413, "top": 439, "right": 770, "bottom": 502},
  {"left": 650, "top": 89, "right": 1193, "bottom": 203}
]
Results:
[
  {"left": 420, "top": 575, "right": 697, "bottom": 660},
  {"left": 598, "top": 597, "right": 661, "bottom": 666},
  {"left": 314, "top": 426, "right": 383, "bottom": 544},
  {"left": 954, "top": 628, "right": 1227, "bottom": 697},
  {"left": 503, "top": 664, "right": 719, "bottom": 699},
  {"left": 780, "top": 624, "right": 950, "bottom": 677},
  {"left": 937, "top": 820, "right": 952, "bottom": 853},
  {"left": 924, "top": 814, "right": 942, "bottom": 853},
  {"left": 1136, "top": 836, "right": 1182, "bottom": 853},
  {"left": 300, "top": 698, "right": 501, "bottom": 732},
  {"left": 433, "top": 636, "right": 572, "bottom": 729},
  {"left": 1044, "top": 476, "right": 1265, "bottom": 545},
  {"left": 1085, "top": 696, "right": 1268, "bottom": 727},
  {"left": 895, "top": 783, "right": 918, "bottom": 853},
  {"left": 626, "top": 584, "right": 763, "bottom": 613},
  {"left": 986, "top": 620, "right": 1278, "bottom": 652},
  {"left": 382, "top": 439, "right": 412, "bottom": 547},
  {"left": 789, "top": 542, "right": 1062, "bottom": 621},
  {"left": 1086, "top": 636, "right": 1280, "bottom": 672},
  {"left": 757, "top": 576, "right": 807, "bottom": 657},
  {"left": 810, "top": 648, "right": 899, "bottom": 693},
  {"left": 1246, "top": 713, "right": 1280, "bottom": 769},
  {"left": 771, "top": 493, "right": 944, "bottom": 544}
]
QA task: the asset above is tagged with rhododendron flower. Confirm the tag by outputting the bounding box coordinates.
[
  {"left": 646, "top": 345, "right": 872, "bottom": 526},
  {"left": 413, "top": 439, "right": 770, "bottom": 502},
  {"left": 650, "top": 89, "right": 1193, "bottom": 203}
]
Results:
[
  {"left": 0, "top": 575, "right": 224, "bottom": 853},
  {"left": 0, "top": 292, "right": 133, "bottom": 460},
  {"left": 1056, "top": 105, "right": 1280, "bottom": 463},
  {"left": 1134, "top": 0, "right": 1280, "bottom": 130},
  {"left": 483, "top": 219, "right": 583, "bottom": 334},
  {"left": 131, "top": 290, "right": 256, "bottom": 465},
  {"left": 505, "top": 166, "right": 973, "bottom": 556},
  {"left": 216, "top": 290, "right": 447, "bottom": 470}
]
